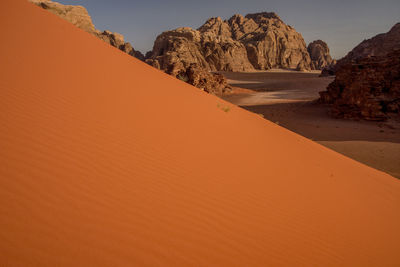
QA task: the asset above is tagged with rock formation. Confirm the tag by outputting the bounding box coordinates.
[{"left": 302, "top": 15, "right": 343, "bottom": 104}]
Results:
[
  {"left": 146, "top": 24, "right": 253, "bottom": 72},
  {"left": 322, "top": 23, "right": 400, "bottom": 75},
  {"left": 177, "top": 64, "right": 232, "bottom": 95},
  {"left": 29, "top": 0, "right": 144, "bottom": 60},
  {"left": 307, "top": 40, "right": 335, "bottom": 70},
  {"left": 146, "top": 12, "right": 322, "bottom": 73},
  {"left": 96, "top": 30, "right": 145, "bottom": 60},
  {"left": 319, "top": 49, "right": 400, "bottom": 121}
]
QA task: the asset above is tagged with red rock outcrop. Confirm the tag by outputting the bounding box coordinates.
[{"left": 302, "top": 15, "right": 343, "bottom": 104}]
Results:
[
  {"left": 182, "top": 65, "right": 232, "bottom": 96},
  {"left": 29, "top": 0, "right": 144, "bottom": 60},
  {"left": 164, "top": 62, "right": 232, "bottom": 96},
  {"left": 146, "top": 25, "right": 253, "bottom": 72},
  {"left": 322, "top": 23, "right": 400, "bottom": 75},
  {"left": 146, "top": 12, "right": 315, "bottom": 73},
  {"left": 307, "top": 40, "right": 335, "bottom": 70},
  {"left": 320, "top": 49, "right": 400, "bottom": 121}
]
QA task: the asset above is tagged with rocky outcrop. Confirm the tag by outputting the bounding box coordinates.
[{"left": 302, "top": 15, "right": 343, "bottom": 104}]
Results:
[
  {"left": 322, "top": 23, "right": 400, "bottom": 76},
  {"left": 158, "top": 61, "right": 232, "bottom": 96},
  {"left": 146, "top": 12, "right": 317, "bottom": 73},
  {"left": 319, "top": 49, "right": 400, "bottom": 121},
  {"left": 146, "top": 25, "right": 253, "bottom": 72},
  {"left": 238, "top": 13, "right": 313, "bottom": 71},
  {"left": 307, "top": 40, "right": 335, "bottom": 70},
  {"left": 96, "top": 30, "right": 145, "bottom": 60},
  {"left": 29, "top": 0, "right": 144, "bottom": 60},
  {"left": 179, "top": 65, "right": 232, "bottom": 96}
]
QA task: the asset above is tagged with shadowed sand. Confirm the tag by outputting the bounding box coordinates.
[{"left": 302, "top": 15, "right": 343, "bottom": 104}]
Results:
[
  {"left": 222, "top": 72, "right": 400, "bottom": 179},
  {"left": 1, "top": 1, "right": 400, "bottom": 266}
]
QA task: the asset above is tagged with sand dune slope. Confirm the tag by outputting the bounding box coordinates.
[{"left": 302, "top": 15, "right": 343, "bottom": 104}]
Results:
[{"left": 1, "top": 1, "right": 400, "bottom": 266}]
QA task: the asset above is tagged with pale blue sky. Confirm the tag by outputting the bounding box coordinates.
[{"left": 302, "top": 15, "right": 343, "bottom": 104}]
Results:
[{"left": 58, "top": 0, "right": 400, "bottom": 59}]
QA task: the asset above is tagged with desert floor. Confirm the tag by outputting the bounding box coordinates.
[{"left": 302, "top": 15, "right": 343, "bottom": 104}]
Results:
[{"left": 222, "top": 71, "right": 400, "bottom": 178}]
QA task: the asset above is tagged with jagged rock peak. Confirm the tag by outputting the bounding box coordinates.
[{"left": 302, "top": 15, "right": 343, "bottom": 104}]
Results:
[{"left": 147, "top": 10, "right": 315, "bottom": 73}]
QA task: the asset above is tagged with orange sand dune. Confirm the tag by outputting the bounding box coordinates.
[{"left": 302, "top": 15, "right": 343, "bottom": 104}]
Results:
[{"left": 1, "top": 1, "right": 400, "bottom": 266}]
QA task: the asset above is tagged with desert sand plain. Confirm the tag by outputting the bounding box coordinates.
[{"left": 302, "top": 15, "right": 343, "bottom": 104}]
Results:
[
  {"left": 0, "top": 0, "right": 400, "bottom": 266},
  {"left": 223, "top": 71, "right": 400, "bottom": 178}
]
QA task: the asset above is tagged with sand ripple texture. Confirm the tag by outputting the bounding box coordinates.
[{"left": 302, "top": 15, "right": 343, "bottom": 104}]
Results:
[{"left": 1, "top": 1, "right": 400, "bottom": 266}]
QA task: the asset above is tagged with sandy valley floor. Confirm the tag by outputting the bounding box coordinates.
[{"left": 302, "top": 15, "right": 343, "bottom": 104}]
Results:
[{"left": 222, "top": 71, "right": 400, "bottom": 178}]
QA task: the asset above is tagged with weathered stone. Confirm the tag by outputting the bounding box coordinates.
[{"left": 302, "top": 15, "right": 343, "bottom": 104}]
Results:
[
  {"left": 146, "top": 12, "right": 317, "bottom": 72},
  {"left": 308, "top": 40, "right": 335, "bottom": 70},
  {"left": 185, "top": 65, "right": 232, "bottom": 95},
  {"left": 29, "top": 0, "right": 96, "bottom": 33},
  {"left": 320, "top": 49, "right": 400, "bottom": 121},
  {"left": 322, "top": 23, "right": 400, "bottom": 76}
]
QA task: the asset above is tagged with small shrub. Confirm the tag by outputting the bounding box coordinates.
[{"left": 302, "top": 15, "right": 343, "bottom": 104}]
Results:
[
  {"left": 177, "top": 74, "right": 189, "bottom": 83},
  {"left": 217, "top": 103, "right": 230, "bottom": 113}
]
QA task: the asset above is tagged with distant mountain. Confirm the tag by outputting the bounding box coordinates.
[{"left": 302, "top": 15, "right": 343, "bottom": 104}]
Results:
[
  {"left": 146, "top": 12, "right": 332, "bottom": 73},
  {"left": 320, "top": 23, "right": 400, "bottom": 121},
  {"left": 307, "top": 40, "right": 335, "bottom": 70},
  {"left": 322, "top": 23, "right": 400, "bottom": 75}
]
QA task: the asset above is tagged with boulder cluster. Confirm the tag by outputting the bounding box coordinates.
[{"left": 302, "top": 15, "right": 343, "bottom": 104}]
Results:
[
  {"left": 176, "top": 64, "right": 232, "bottom": 95},
  {"left": 319, "top": 23, "right": 400, "bottom": 121}
]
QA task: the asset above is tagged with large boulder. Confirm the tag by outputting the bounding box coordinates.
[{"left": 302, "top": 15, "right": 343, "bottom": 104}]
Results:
[
  {"left": 307, "top": 40, "right": 335, "bottom": 70},
  {"left": 319, "top": 49, "right": 400, "bottom": 121},
  {"left": 146, "top": 12, "right": 316, "bottom": 72},
  {"left": 29, "top": 0, "right": 144, "bottom": 60},
  {"left": 322, "top": 23, "right": 400, "bottom": 75}
]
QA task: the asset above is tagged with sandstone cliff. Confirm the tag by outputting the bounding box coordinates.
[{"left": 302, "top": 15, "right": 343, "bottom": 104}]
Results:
[
  {"left": 29, "top": 0, "right": 144, "bottom": 60},
  {"left": 307, "top": 40, "right": 335, "bottom": 70},
  {"left": 320, "top": 49, "right": 400, "bottom": 121},
  {"left": 146, "top": 12, "right": 324, "bottom": 73},
  {"left": 322, "top": 23, "right": 400, "bottom": 75}
]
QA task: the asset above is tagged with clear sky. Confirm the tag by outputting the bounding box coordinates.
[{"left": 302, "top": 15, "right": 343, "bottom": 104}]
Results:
[{"left": 58, "top": 0, "right": 399, "bottom": 59}]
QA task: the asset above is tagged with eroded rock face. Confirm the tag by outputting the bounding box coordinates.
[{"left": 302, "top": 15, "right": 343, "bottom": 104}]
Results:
[
  {"left": 146, "top": 12, "right": 316, "bottom": 73},
  {"left": 185, "top": 65, "right": 232, "bottom": 96},
  {"left": 165, "top": 63, "right": 232, "bottom": 96},
  {"left": 308, "top": 40, "right": 335, "bottom": 70},
  {"left": 147, "top": 25, "right": 253, "bottom": 72},
  {"left": 320, "top": 49, "right": 400, "bottom": 121},
  {"left": 29, "top": 0, "right": 144, "bottom": 60},
  {"left": 322, "top": 23, "right": 400, "bottom": 75},
  {"left": 96, "top": 30, "right": 145, "bottom": 60},
  {"left": 29, "top": 0, "right": 96, "bottom": 33}
]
